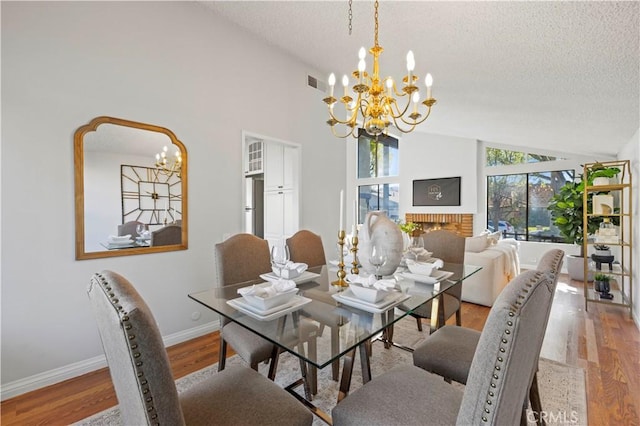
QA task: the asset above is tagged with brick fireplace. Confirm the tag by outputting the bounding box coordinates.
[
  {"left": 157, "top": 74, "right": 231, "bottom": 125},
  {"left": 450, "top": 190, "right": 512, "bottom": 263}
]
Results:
[{"left": 405, "top": 213, "right": 474, "bottom": 237}]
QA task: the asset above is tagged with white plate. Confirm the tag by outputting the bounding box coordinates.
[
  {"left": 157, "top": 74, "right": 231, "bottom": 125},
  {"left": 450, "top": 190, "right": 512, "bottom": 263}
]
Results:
[
  {"left": 106, "top": 240, "right": 134, "bottom": 246},
  {"left": 259, "top": 271, "right": 321, "bottom": 285},
  {"left": 332, "top": 289, "right": 411, "bottom": 314},
  {"left": 398, "top": 270, "right": 454, "bottom": 284},
  {"left": 226, "top": 295, "right": 312, "bottom": 320}
]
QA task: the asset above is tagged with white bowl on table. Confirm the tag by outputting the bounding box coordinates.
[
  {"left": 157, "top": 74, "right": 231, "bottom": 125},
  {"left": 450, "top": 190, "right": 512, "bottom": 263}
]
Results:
[
  {"left": 348, "top": 282, "right": 389, "bottom": 304},
  {"left": 239, "top": 283, "right": 298, "bottom": 311}
]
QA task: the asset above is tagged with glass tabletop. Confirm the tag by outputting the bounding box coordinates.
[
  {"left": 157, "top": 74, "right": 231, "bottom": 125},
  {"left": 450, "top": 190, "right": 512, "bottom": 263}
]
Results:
[{"left": 188, "top": 263, "right": 481, "bottom": 369}]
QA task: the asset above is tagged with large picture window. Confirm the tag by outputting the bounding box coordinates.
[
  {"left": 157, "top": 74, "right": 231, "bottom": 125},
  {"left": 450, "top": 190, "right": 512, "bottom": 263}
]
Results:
[
  {"left": 357, "top": 130, "right": 399, "bottom": 223},
  {"left": 487, "top": 170, "right": 574, "bottom": 241}
]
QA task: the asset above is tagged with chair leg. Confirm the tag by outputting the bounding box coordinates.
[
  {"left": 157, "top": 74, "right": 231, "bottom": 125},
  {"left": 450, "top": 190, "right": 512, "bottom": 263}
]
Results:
[
  {"left": 529, "top": 372, "right": 545, "bottom": 426},
  {"left": 455, "top": 309, "right": 462, "bottom": 326},
  {"left": 415, "top": 315, "right": 423, "bottom": 332},
  {"left": 307, "top": 338, "right": 318, "bottom": 395},
  {"left": 267, "top": 346, "right": 280, "bottom": 380},
  {"left": 218, "top": 339, "right": 227, "bottom": 372}
]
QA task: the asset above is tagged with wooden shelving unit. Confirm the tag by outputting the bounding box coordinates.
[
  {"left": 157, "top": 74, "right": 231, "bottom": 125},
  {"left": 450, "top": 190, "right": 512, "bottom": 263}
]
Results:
[{"left": 582, "top": 160, "right": 633, "bottom": 317}]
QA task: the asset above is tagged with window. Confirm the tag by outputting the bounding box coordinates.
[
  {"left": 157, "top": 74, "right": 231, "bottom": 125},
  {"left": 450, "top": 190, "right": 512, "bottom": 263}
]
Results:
[
  {"left": 487, "top": 170, "right": 574, "bottom": 241},
  {"left": 357, "top": 130, "right": 399, "bottom": 223},
  {"left": 486, "top": 147, "right": 564, "bottom": 166}
]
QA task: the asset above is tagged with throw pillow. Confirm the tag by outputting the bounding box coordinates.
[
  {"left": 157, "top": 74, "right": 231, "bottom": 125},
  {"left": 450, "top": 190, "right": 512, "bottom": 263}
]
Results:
[
  {"left": 487, "top": 230, "right": 502, "bottom": 244},
  {"left": 465, "top": 234, "right": 489, "bottom": 253}
]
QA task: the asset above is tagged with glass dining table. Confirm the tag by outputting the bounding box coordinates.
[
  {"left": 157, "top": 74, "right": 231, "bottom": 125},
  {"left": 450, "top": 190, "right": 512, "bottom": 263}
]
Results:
[{"left": 188, "top": 263, "right": 481, "bottom": 424}]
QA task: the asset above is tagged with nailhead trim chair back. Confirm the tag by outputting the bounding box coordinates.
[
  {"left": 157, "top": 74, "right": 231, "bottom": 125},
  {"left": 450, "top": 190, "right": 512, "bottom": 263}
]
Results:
[
  {"left": 88, "top": 270, "right": 185, "bottom": 425},
  {"left": 456, "top": 269, "right": 554, "bottom": 425}
]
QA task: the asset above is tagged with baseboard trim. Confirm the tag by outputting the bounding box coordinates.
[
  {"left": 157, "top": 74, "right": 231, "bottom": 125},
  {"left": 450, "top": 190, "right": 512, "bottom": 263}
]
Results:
[{"left": 0, "top": 321, "right": 220, "bottom": 401}]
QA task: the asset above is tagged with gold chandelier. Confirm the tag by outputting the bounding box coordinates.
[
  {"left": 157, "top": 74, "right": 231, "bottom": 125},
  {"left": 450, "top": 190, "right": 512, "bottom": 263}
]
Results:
[
  {"left": 155, "top": 145, "right": 182, "bottom": 177},
  {"left": 323, "top": 0, "right": 437, "bottom": 138}
]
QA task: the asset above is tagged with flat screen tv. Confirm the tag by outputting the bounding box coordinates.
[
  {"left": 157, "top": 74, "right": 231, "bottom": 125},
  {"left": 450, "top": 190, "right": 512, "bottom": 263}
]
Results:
[{"left": 413, "top": 177, "right": 461, "bottom": 206}]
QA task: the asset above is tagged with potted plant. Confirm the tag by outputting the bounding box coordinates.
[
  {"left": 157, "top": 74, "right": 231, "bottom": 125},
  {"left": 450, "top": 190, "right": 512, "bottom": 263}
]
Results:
[
  {"left": 547, "top": 172, "right": 601, "bottom": 281},
  {"left": 593, "top": 244, "right": 611, "bottom": 256},
  {"left": 399, "top": 221, "right": 423, "bottom": 237},
  {"left": 587, "top": 162, "right": 621, "bottom": 186},
  {"left": 398, "top": 221, "right": 424, "bottom": 255},
  {"left": 593, "top": 273, "right": 611, "bottom": 295}
]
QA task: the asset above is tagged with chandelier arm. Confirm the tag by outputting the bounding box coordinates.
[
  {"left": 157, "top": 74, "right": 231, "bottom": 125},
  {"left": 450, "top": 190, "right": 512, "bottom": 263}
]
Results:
[
  {"left": 328, "top": 107, "right": 357, "bottom": 126},
  {"left": 330, "top": 124, "right": 358, "bottom": 139},
  {"left": 389, "top": 96, "right": 413, "bottom": 119},
  {"left": 388, "top": 116, "right": 417, "bottom": 134},
  {"left": 397, "top": 104, "right": 434, "bottom": 126}
]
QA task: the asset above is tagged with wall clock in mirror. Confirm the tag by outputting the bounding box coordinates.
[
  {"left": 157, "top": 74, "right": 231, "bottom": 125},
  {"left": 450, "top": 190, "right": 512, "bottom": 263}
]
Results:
[{"left": 121, "top": 165, "right": 182, "bottom": 225}]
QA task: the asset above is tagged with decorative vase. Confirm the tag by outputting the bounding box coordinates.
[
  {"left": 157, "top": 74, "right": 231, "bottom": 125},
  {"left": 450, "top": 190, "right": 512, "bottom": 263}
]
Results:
[{"left": 358, "top": 211, "right": 403, "bottom": 277}]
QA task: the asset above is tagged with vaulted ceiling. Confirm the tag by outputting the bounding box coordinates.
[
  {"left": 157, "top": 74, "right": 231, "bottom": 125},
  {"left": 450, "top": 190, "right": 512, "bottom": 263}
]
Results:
[{"left": 200, "top": 1, "right": 639, "bottom": 157}]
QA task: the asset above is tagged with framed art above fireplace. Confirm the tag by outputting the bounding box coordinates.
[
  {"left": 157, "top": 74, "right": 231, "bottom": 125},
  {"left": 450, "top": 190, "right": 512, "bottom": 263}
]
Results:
[{"left": 413, "top": 176, "right": 461, "bottom": 206}]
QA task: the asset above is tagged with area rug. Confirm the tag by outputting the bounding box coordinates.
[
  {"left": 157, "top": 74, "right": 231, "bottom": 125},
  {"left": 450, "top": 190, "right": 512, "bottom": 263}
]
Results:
[{"left": 76, "top": 323, "right": 587, "bottom": 426}]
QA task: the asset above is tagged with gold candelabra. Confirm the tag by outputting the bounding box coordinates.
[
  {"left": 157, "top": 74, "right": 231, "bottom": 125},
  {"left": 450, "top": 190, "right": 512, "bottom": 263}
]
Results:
[
  {"left": 332, "top": 230, "right": 349, "bottom": 288},
  {"left": 350, "top": 235, "right": 359, "bottom": 275}
]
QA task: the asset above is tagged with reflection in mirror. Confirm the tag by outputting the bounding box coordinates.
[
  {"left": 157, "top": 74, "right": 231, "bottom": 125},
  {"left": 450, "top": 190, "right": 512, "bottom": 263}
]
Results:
[{"left": 75, "top": 116, "right": 188, "bottom": 260}]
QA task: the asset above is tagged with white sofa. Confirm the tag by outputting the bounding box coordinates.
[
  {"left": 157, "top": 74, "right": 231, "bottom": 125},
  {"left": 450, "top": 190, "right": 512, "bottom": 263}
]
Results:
[{"left": 462, "top": 233, "right": 520, "bottom": 306}]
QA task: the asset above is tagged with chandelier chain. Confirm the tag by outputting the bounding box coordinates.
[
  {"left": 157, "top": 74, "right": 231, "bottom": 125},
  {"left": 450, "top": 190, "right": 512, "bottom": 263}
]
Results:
[
  {"left": 374, "top": 0, "right": 379, "bottom": 47},
  {"left": 348, "top": 0, "right": 352, "bottom": 35}
]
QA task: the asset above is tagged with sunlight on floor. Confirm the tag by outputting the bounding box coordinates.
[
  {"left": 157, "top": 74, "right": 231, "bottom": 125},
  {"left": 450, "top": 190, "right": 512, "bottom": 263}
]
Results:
[{"left": 556, "top": 281, "right": 580, "bottom": 295}]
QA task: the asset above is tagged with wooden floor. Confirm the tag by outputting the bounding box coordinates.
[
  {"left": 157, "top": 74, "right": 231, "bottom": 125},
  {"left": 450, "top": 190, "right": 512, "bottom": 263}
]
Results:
[{"left": 1, "top": 274, "right": 639, "bottom": 425}]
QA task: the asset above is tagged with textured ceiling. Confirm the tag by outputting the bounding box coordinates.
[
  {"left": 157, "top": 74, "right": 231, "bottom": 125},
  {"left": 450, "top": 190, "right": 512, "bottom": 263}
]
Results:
[{"left": 199, "top": 1, "right": 639, "bottom": 157}]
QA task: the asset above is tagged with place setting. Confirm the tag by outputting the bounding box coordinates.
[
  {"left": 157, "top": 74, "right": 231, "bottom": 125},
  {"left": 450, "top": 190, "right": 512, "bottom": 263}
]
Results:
[
  {"left": 259, "top": 242, "right": 321, "bottom": 284},
  {"left": 397, "top": 258, "right": 454, "bottom": 286},
  {"left": 101, "top": 234, "right": 136, "bottom": 249},
  {"left": 226, "top": 242, "right": 315, "bottom": 320}
]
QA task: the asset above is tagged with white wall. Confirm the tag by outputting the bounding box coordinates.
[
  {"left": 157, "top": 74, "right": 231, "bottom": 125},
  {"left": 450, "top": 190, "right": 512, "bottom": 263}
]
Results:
[
  {"left": 399, "top": 132, "right": 479, "bottom": 217},
  {"left": 1, "top": 1, "right": 342, "bottom": 397},
  {"left": 617, "top": 128, "right": 640, "bottom": 327}
]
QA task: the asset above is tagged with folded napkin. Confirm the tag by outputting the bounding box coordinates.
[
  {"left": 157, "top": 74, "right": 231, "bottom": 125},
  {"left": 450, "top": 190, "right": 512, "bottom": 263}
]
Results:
[
  {"left": 346, "top": 274, "right": 397, "bottom": 291},
  {"left": 237, "top": 280, "right": 296, "bottom": 298},
  {"left": 108, "top": 235, "right": 133, "bottom": 243},
  {"left": 273, "top": 261, "right": 308, "bottom": 278},
  {"left": 406, "top": 258, "right": 444, "bottom": 276}
]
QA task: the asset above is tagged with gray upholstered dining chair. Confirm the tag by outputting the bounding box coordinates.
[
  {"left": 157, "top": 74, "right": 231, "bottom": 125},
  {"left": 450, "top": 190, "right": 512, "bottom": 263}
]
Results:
[
  {"left": 214, "top": 233, "right": 319, "bottom": 395},
  {"left": 405, "top": 229, "right": 466, "bottom": 331},
  {"left": 117, "top": 220, "right": 144, "bottom": 237},
  {"left": 412, "top": 249, "right": 564, "bottom": 425},
  {"left": 286, "top": 230, "right": 327, "bottom": 267},
  {"left": 332, "top": 268, "right": 556, "bottom": 425},
  {"left": 87, "top": 270, "right": 313, "bottom": 426},
  {"left": 287, "top": 229, "right": 343, "bottom": 382},
  {"left": 214, "top": 234, "right": 279, "bottom": 373},
  {"left": 150, "top": 224, "right": 181, "bottom": 246}
]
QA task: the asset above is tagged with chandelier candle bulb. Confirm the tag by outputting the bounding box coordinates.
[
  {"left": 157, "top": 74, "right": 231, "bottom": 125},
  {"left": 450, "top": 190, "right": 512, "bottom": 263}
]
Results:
[
  {"left": 386, "top": 78, "right": 393, "bottom": 97},
  {"left": 412, "top": 92, "right": 419, "bottom": 113},
  {"left": 328, "top": 73, "right": 336, "bottom": 97},
  {"left": 426, "top": 73, "right": 433, "bottom": 99},
  {"left": 342, "top": 75, "right": 349, "bottom": 97},
  {"left": 406, "top": 51, "right": 415, "bottom": 86}
]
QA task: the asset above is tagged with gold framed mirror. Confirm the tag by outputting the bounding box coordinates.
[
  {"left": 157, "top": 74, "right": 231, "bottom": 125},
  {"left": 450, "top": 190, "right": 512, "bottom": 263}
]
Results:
[{"left": 74, "top": 116, "right": 188, "bottom": 260}]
